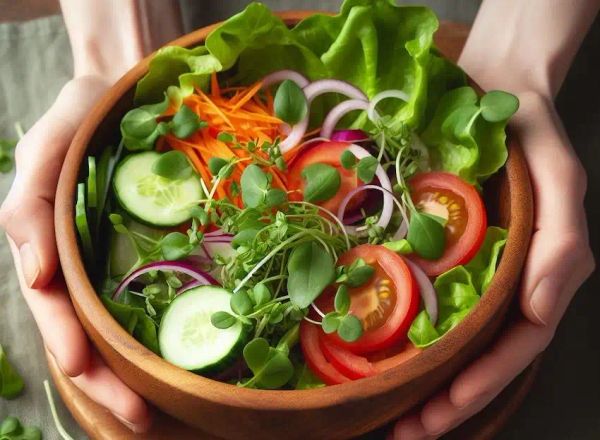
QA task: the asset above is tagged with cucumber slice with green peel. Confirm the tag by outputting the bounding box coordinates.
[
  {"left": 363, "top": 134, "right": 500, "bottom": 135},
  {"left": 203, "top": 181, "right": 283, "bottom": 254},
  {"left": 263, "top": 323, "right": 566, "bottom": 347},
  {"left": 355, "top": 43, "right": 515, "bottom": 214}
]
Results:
[
  {"left": 159, "top": 286, "right": 245, "bottom": 373},
  {"left": 113, "top": 151, "right": 203, "bottom": 227}
]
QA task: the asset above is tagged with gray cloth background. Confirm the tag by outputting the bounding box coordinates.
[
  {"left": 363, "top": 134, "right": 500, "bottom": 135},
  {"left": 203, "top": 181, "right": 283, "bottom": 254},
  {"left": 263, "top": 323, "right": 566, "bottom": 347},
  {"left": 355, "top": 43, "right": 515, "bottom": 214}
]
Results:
[{"left": 1, "top": 1, "right": 599, "bottom": 439}]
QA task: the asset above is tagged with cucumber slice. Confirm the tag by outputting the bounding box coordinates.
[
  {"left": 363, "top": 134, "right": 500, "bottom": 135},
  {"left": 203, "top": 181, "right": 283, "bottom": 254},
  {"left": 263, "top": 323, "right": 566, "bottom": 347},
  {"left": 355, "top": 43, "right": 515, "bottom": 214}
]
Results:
[
  {"left": 113, "top": 151, "right": 203, "bottom": 227},
  {"left": 159, "top": 286, "right": 245, "bottom": 373}
]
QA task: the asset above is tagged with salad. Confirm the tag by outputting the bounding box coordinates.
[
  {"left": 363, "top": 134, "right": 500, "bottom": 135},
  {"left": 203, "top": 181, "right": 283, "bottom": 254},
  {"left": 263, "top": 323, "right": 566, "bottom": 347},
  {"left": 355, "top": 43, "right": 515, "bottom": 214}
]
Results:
[{"left": 75, "top": 0, "right": 517, "bottom": 389}]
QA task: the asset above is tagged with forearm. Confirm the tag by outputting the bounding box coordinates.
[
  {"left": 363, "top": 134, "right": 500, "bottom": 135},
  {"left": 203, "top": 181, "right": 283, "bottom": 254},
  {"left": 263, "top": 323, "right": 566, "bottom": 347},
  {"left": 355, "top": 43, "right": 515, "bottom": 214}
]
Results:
[
  {"left": 459, "top": 0, "right": 600, "bottom": 97},
  {"left": 60, "top": 0, "right": 182, "bottom": 82}
]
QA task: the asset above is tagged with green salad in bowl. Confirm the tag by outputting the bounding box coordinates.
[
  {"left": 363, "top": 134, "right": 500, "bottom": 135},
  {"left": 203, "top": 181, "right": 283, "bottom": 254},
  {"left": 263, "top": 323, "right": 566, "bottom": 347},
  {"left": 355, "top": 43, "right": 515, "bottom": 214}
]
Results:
[{"left": 74, "top": 0, "right": 518, "bottom": 391}]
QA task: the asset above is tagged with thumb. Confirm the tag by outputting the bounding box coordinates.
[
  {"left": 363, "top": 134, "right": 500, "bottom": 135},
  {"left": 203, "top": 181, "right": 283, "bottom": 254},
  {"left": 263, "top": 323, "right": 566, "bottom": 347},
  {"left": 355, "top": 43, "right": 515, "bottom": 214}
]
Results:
[{"left": 0, "top": 76, "right": 108, "bottom": 288}]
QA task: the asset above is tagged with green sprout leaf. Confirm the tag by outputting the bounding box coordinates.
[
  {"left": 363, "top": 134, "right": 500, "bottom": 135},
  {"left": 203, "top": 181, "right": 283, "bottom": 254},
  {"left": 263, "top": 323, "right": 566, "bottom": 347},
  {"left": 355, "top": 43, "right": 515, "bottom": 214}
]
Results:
[
  {"left": 301, "top": 163, "right": 341, "bottom": 203},
  {"left": 274, "top": 79, "right": 308, "bottom": 125},
  {"left": 337, "top": 314, "right": 363, "bottom": 342},
  {"left": 231, "top": 290, "right": 253, "bottom": 316},
  {"left": 217, "top": 132, "right": 235, "bottom": 143},
  {"left": 383, "top": 239, "right": 413, "bottom": 254},
  {"left": 240, "top": 164, "right": 269, "bottom": 208},
  {"left": 171, "top": 104, "right": 206, "bottom": 139},
  {"left": 480, "top": 90, "right": 519, "bottom": 122},
  {"left": 252, "top": 283, "right": 272, "bottom": 307},
  {"left": 211, "top": 311, "right": 237, "bottom": 329},
  {"left": 322, "top": 312, "right": 341, "bottom": 334},
  {"left": 0, "top": 416, "right": 42, "bottom": 440},
  {"left": 340, "top": 149, "right": 357, "bottom": 170},
  {"left": 345, "top": 258, "right": 375, "bottom": 287},
  {"left": 356, "top": 156, "right": 378, "bottom": 183},
  {"left": 208, "top": 157, "right": 229, "bottom": 176},
  {"left": 160, "top": 232, "right": 194, "bottom": 260},
  {"left": 243, "top": 338, "right": 294, "bottom": 389},
  {"left": 0, "top": 344, "right": 24, "bottom": 399},
  {"left": 287, "top": 242, "right": 336, "bottom": 309},
  {"left": 265, "top": 188, "right": 288, "bottom": 207},
  {"left": 407, "top": 211, "right": 446, "bottom": 260},
  {"left": 152, "top": 150, "right": 193, "bottom": 180},
  {"left": 334, "top": 285, "right": 350, "bottom": 315}
]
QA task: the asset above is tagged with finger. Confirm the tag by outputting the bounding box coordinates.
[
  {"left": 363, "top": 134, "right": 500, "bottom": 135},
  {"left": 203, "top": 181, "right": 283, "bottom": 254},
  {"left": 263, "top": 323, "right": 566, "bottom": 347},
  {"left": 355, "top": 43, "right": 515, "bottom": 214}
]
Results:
[
  {"left": 390, "top": 412, "right": 434, "bottom": 440},
  {"left": 447, "top": 320, "right": 552, "bottom": 416},
  {"left": 0, "top": 76, "right": 108, "bottom": 288},
  {"left": 511, "top": 92, "right": 587, "bottom": 231},
  {"left": 419, "top": 388, "right": 495, "bottom": 437},
  {"left": 9, "top": 239, "right": 91, "bottom": 377},
  {"left": 519, "top": 230, "right": 594, "bottom": 325},
  {"left": 509, "top": 92, "right": 595, "bottom": 325},
  {"left": 63, "top": 351, "right": 152, "bottom": 433}
]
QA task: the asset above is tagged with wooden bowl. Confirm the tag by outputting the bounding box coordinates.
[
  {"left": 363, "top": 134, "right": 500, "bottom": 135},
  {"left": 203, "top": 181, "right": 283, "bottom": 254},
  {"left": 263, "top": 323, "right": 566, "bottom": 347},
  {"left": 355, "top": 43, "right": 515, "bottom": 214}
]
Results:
[{"left": 55, "top": 12, "right": 533, "bottom": 440}]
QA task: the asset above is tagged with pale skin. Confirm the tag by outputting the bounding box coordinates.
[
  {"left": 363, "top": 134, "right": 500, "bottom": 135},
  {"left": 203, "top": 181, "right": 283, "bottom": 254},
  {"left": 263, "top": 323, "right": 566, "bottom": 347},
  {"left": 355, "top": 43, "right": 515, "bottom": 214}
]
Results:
[{"left": 0, "top": 0, "right": 596, "bottom": 435}]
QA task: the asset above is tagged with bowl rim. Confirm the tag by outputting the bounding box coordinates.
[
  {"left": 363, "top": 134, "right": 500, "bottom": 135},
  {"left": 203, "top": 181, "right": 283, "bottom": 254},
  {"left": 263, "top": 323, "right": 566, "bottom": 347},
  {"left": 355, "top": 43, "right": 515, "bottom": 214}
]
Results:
[{"left": 55, "top": 11, "right": 533, "bottom": 411}]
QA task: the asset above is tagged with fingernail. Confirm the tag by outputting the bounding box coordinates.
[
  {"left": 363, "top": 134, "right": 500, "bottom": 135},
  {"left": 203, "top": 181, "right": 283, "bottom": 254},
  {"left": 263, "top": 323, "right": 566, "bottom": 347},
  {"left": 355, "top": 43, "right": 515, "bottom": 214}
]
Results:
[
  {"left": 112, "top": 413, "right": 144, "bottom": 434},
  {"left": 19, "top": 242, "right": 40, "bottom": 288},
  {"left": 529, "top": 278, "right": 557, "bottom": 326}
]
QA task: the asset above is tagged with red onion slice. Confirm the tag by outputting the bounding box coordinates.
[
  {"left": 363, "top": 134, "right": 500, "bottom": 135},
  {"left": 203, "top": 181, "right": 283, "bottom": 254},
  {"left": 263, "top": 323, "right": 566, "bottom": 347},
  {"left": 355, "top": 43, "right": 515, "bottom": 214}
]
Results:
[
  {"left": 320, "top": 99, "right": 369, "bottom": 139},
  {"left": 113, "top": 261, "right": 216, "bottom": 301},
  {"left": 303, "top": 79, "right": 368, "bottom": 102},
  {"left": 261, "top": 70, "right": 310, "bottom": 89},
  {"left": 404, "top": 258, "right": 438, "bottom": 325},
  {"left": 204, "top": 229, "right": 227, "bottom": 237},
  {"left": 367, "top": 89, "right": 410, "bottom": 122},
  {"left": 279, "top": 117, "right": 309, "bottom": 153},
  {"left": 279, "top": 80, "right": 368, "bottom": 154},
  {"left": 331, "top": 129, "right": 370, "bottom": 143},
  {"left": 336, "top": 145, "right": 393, "bottom": 234}
]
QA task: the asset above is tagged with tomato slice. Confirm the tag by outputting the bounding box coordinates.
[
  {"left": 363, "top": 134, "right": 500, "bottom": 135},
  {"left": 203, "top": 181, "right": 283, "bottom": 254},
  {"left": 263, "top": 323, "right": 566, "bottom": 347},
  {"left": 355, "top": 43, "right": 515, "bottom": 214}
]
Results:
[
  {"left": 319, "top": 335, "right": 377, "bottom": 379},
  {"left": 409, "top": 172, "right": 487, "bottom": 276},
  {"left": 319, "top": 333, "right": 420, "bottom": 379},
  {"left": 287, "top": 141, "right": 365, "bottom": 213},
  {"left": 299, "top": 321, "right": 350, "bottom": 385},
  {"left": 321, "top": 245, "right": 420, "bottom": 355}
]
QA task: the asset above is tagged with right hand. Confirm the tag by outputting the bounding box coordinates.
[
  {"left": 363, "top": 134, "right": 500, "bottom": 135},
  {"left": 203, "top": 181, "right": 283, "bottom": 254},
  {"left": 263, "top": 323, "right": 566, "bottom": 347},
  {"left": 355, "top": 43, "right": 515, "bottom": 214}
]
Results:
[{"left": 0, "top": 76, "right": 151, "bottom": 433}]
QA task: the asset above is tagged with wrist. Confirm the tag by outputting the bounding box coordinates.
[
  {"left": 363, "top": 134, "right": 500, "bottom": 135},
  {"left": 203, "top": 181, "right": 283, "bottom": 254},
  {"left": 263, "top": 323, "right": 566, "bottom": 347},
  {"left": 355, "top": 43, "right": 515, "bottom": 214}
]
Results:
[{"left": 458, "top": 40, "right": 554, "bottom": 99}]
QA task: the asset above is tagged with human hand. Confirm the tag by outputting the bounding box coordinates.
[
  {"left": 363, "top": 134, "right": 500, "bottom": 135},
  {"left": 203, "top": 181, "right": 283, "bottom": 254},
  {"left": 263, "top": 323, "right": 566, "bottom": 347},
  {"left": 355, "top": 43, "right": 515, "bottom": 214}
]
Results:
[
  {"left": 0, "top": 76, "right": 151, "bottom": 433},
  {"left": 389, "top": 91, "right": 595, "bottom": 438}
]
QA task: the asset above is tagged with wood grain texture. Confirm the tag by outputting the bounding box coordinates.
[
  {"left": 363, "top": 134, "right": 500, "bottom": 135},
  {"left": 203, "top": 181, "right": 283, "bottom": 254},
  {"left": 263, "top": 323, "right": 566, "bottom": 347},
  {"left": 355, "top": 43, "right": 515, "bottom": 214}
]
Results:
[{"left": 53, "top": 13, "right": 534, "bottom": 440}]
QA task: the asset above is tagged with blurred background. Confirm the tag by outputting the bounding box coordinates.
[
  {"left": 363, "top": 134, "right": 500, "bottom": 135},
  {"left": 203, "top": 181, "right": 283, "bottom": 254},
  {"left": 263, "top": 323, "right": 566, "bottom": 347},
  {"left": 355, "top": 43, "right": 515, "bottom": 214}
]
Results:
[{"left": 0, "top": 1, "right": 598, "bottom": 438}]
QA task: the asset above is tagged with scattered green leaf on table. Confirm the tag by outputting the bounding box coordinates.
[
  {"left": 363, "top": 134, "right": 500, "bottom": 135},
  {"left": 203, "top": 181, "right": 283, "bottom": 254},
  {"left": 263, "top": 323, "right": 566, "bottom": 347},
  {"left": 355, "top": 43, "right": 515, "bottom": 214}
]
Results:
[
  {"left": 0, "top": 344, "right": 24, "bottom": 399},
  {"left": 0, "top": 416, "right": 42, "bottom": 440}
]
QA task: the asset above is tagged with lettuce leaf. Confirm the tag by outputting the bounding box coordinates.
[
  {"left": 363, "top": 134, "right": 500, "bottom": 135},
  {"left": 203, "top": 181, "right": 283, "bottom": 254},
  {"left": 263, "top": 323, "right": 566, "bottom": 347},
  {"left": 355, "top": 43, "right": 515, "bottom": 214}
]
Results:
[
  {"left": 408, "top": 227, "right": 508, "bottom": 348},
  {"left": 421, "top": 87, "right": 509, "bottom": 183},
  {"left": 134, "top": 0, "right": 449, "bottom": 130},
  {"left": 131, "top": 0, "right": 509, "bottom": 179},
  {"left": 101, "top": 295, "right": 160, "bottom": 354}
]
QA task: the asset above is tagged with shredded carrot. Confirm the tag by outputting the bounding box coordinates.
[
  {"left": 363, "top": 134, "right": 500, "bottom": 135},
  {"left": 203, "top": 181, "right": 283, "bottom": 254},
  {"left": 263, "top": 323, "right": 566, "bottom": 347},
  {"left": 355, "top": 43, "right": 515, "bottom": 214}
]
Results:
[{"left": 160, "top": 74, "right": 296, "bottom": 203}]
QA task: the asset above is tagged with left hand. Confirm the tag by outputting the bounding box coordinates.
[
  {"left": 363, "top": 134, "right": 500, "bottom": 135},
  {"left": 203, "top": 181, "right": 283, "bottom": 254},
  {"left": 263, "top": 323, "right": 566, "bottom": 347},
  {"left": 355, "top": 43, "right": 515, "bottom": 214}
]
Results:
[{"left": 389, "top": 91, "right": 595, "bottom": 439}]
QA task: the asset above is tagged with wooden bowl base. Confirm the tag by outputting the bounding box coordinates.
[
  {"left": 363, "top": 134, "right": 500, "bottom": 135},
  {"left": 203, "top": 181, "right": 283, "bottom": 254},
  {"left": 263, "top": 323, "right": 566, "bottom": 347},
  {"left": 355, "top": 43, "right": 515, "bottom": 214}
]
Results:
[{"left": 47, "top": 354, "right": 541, "bottom": 440}]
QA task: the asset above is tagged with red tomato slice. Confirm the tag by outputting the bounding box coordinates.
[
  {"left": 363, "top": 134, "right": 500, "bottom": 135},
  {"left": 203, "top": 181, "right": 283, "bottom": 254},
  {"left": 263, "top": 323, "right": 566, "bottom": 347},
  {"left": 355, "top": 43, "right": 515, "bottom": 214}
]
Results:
[
  {"left": 299, "top": 321, "right": 350, "bottom": 385},
  {"left": 319, "top": 333, "right": 420, "bottom": 379},
  {"left": 409, "top": 172, "right": 487, "bottom": 276},
  {"left": 287, "top": 141, "right": 365, "bottom": 213},
  {"left": 321, "top": 245, "right": 420, "bottom": 355},
  {"left": 319, "top": 335, "right": 377, "bottom": 379}
]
